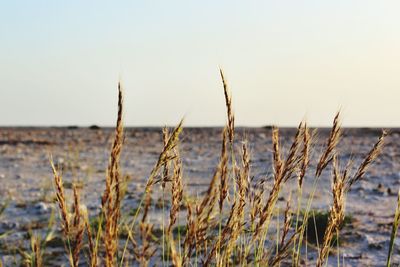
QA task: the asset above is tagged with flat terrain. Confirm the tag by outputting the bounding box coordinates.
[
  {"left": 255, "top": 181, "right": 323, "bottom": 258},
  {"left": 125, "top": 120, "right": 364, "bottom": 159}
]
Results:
[{"left": 0, "top": 127, "right": 400, "bottom": 265}]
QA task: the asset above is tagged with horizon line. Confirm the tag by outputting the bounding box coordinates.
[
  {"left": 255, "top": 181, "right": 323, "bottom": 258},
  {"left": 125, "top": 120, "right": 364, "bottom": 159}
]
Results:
[{"left": 0, "top": 124, "right": 395, "bottom": 129}]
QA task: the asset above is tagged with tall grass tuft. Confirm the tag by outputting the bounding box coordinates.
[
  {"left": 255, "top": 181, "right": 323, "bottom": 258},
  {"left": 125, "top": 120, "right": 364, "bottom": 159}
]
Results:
[
  {"left": 317, "top": 130, "right": 387, "bottom": 266},
  {"left": 42, "top": 72, "right": 392, "bottom": 267}
]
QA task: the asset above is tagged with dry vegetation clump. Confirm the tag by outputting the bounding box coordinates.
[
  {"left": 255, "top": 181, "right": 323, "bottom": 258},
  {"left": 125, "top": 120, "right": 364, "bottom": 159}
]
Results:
[{"left": 8, "top": 70, "right": 397, "bottom": 266}]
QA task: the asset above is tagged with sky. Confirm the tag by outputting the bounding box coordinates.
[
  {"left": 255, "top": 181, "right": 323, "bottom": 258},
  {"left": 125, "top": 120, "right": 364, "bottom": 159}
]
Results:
[{"left": 1, "top": 1, "right": 400, "bottom": 127}]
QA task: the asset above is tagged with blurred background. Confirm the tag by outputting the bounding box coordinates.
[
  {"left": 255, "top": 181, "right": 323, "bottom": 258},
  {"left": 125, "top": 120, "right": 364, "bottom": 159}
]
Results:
[{"left": 1, "top": 1, "right": 399, "bottom": 127}]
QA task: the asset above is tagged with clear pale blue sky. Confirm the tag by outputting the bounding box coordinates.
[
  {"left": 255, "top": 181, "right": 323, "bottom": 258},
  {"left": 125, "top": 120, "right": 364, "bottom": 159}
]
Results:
[{"left": 1, "top": 1, "right": 400, "bottom": 127}]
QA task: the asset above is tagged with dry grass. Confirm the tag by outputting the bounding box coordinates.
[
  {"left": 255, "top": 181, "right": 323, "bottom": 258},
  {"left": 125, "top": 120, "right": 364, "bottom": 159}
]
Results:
[
  {"left": 102, "top": 82, "right": 124, "bottom": 267},
  {"left": 317, "top": 130, "right": 387, "bottom": 266},
  {"left": 18, "top": 71, "right": 392, "bottom": 266},
  {"left": 316, "top": 112, "right": 341, "bottom": 177},
  {"left": 50, "top": 160, "right": 70, "bottom": 237},
  {"left": 32, "top": 236, "right": 42, "bottom": 267},
  {"left": 387, "top": 188, "right": 400, "bottom": 267},
  {"left": 85, "top": 215, "right": 97, "bottom": 267}
]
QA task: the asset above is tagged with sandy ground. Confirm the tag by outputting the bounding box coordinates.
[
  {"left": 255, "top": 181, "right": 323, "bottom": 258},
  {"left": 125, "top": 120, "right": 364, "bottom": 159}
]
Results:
[{"left": 0, "top": 126, "right": 400, "bottom": 266}]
